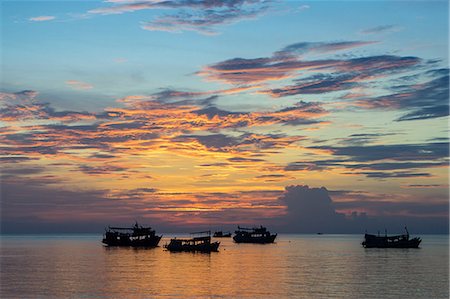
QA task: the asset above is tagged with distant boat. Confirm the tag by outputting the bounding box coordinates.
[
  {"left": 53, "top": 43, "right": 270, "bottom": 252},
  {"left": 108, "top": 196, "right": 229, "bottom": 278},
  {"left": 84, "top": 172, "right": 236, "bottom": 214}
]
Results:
[
  {"left": 233, "top": 225, "right": 277, "bottom": 244},
  {"left": 102, "top": 222, "right": 162, "bottom": 247},
  {"left": 165, "top": 231, "right": 220, "bottom": 252},
  {"left": 362, "top": 227, "right": 421, "bottom": 248},
  {"left": 213, "top": 231, "right": 232, "bottom": 238}
]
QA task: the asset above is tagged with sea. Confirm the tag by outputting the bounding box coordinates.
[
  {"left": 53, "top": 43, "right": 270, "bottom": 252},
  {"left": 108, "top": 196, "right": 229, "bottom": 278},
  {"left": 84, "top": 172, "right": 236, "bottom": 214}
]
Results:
[{"left": 1, "top": 234, "right": 448, "bottom": 298}]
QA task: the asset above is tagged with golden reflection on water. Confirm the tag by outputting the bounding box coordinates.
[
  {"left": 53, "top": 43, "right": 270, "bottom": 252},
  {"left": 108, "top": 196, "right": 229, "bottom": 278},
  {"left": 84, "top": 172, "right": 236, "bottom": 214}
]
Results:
[
  {"left": 1, "top": 235, "right": 448, "bottom": 298},
  {"left": 101, "top": 237, "right": 286, "bottom": 297}
]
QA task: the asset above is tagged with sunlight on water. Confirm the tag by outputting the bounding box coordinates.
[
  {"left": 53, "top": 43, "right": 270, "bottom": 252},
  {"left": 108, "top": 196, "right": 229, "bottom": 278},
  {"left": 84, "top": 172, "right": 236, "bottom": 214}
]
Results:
[{"left": 1, "top": 235, "right": 448, "bottom": 298}]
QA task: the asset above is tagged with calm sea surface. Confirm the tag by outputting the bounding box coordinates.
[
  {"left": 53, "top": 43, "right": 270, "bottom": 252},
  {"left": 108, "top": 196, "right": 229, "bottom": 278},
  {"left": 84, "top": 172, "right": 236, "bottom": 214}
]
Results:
[{"left": 1, "top": 234, "right": 448, "bottom": 298}]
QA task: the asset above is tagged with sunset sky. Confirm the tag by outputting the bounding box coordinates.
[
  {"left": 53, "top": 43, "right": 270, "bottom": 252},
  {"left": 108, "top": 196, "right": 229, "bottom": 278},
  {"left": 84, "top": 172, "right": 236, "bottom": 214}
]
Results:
[{"left": 1, "top": 0, "right": 448, "bottom": 233}]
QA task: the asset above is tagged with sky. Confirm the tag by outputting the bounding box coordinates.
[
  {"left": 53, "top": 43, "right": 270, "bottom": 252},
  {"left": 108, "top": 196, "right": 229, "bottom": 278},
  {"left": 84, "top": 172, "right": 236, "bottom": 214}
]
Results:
[{"left": 1, "top": 0, "right": 449, "bottom": 233}]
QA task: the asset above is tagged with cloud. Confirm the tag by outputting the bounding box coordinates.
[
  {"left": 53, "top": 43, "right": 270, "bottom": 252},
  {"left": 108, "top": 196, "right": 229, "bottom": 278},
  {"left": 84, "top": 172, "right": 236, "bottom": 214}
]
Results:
[
  {"left": 277, "top": 185, "right": 448, "bottom": 233},
  {"left": 173, "top": 132, "right": 305, "bottom": 153},
  {"left": 228, "top": 157, "right": 265, "bottom": 162},
  {"left": 78, "top": 164, "right": 128, "bottom": 175},
  {"left": 65, "top": 80, "right": 94, "bottom": 90},
  {"left": 1, "top": 176, "right": 286, "bottom": 233},
  {"left": 354, "top": 70, "right": 449, "bottom": 121},
  {"left": 274, "top": 41, "right": 377, "bottom": 58},
  {"left": 89, "top": 0, "right": 268, "bottom": 34},
  {"left": 297, "top": 4, "right": 310, "bottom": 11},
  {"left": 29, "top": 16, "right": 56, "bottom": 22},
  {"left": 309, "top": 142, "right": 449, "bottom": 162},
  {"left": 141, "top": 6, "right": 266, "bottom": 35},
  {"left": 278, "top": 185, "right": 351, "bottom": 232},
  {"left": 196, "top": 40, "right": 445, "bottom": 121},
  {"left": 1, "top": 176, "right": 448, "bottom": 233},
  {"left": 0, "top": 89, "right": 326, "bottom": 167},
  {"left": 0, "top": 90, "right": 94, "bottom": 122},
  {"left": 360, "top": 24, "right": 402, "bottom": 35},
  {"left": 198, "top": 41, "right": 419, "bottom": 87},
  {"left": 89, "top": 0, "right": 264, "bottom": 14},
  {"left": 261, "top": 55, "right": 422, "bottom": 97},
  {"left": 285, "top": 142, "right": 448, "bottom": 178}
]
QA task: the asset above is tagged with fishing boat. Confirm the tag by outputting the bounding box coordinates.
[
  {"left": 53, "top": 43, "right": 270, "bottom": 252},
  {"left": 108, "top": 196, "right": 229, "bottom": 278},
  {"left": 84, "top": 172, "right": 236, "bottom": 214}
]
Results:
[
  {"left": 233, "top": 225, "right": 277, "bottom": 244},
  {"left": 102, "top": 222, "right": 162, "bottom": 247},
  {"left": 213, "top": 231, "right": 232, "bottom": 238},
  {"left": 165, "top": 231, "right": 220, "bottom": 252},
  {"left": 362, "top": 227, "right": 421, "bottom": 248}
]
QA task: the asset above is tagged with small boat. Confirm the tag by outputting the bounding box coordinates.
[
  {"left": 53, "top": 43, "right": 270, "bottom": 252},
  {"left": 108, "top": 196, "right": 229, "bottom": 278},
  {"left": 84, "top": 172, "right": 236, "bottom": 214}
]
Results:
[
  {"left": 362, "top": 227, "right": 421, "bottom": 248},
  {"left": 233, "top": 225, "right": 277, "bottom": 244},
  {"left": 102, "top": 222, "right": 162, "bottom": 247},
  {"left": 213, "top": 231, "right": 232, "bottom": 238},
  {"left": 165, "top": 231, "right": 220, "bottom": 252}
]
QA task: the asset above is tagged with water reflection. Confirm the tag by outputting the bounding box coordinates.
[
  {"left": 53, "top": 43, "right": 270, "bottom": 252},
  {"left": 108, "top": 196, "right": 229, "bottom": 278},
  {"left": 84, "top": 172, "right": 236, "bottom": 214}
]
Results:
[{"left": 1, "top": 235, "right": 448, "bottom": 298}]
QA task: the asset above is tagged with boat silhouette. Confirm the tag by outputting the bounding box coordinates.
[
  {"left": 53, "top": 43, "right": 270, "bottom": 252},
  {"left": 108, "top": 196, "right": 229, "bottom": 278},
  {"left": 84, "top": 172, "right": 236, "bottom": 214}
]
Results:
[
  {"left": 233, "top": 225, "right": 277, "bottom": 244},
  {"left": 362, "top": 227, "right": 421, "bottom": 248},
  {"left": 102, "top": 222, "right": 162, "bottom": 247},
  {"left": 165, "top": 231, "right": 220, "bottom": 252}
]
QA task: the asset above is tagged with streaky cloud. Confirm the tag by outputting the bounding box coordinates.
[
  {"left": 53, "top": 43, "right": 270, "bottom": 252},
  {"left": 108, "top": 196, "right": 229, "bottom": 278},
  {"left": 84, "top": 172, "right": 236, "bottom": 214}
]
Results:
[
  {"left": 29, "top": 16, "right": 56, "bottom": 22},
  {"left": 360, "top": 24, "right": 402, "bottom": 35}
]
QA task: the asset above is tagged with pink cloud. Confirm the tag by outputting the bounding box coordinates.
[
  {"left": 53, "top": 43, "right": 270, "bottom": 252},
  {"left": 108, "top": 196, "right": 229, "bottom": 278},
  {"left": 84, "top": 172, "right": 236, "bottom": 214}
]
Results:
[
  {"left": 29, "top": 16, "right": 56, "bottom": 22},
  {"left": 65, "top": 80, "right": 94, "bottom": 90}
]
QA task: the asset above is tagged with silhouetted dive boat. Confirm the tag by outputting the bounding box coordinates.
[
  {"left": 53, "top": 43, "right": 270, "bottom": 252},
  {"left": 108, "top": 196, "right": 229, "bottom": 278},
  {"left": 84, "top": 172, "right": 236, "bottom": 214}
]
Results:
[
  {"left": 233, "top": 225, "right": 277, "bottom": 244},
  {"left": 165, "top": 231, "right": 220, "bottom": 252},
  {"left": 102, "top": 222, "right": 162, "bottom": 247},
  {"left": 213, "top": 231, "right": 232, "bottom": 238},
  {"left": 362, "top": 227, "right": 421, "bottom": 248}
]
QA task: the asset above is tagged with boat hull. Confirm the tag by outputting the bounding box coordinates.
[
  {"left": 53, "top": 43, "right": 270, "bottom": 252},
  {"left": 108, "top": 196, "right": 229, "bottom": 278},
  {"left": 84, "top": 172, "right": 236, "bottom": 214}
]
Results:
[
  {"left": 165, "top": 240, "right": 220, "bottom": 252},
  {"left": 130, "top": 235, "right": 162, "bottom": 247},
  {"left": 102, "top": 234, "right": 162, "bottom": 247},
  {"left": 233, "top": 234, "right": 277, "bottom": 244},
  {"left": 362, "top": 234, "right": 421, "bottom": 248}
]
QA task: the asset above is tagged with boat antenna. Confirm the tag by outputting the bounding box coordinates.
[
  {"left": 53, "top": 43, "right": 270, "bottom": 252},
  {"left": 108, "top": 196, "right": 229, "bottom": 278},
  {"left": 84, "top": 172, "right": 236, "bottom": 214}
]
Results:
[{"left": 405, "top": 226, "right": 409, "bottom": 236}]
